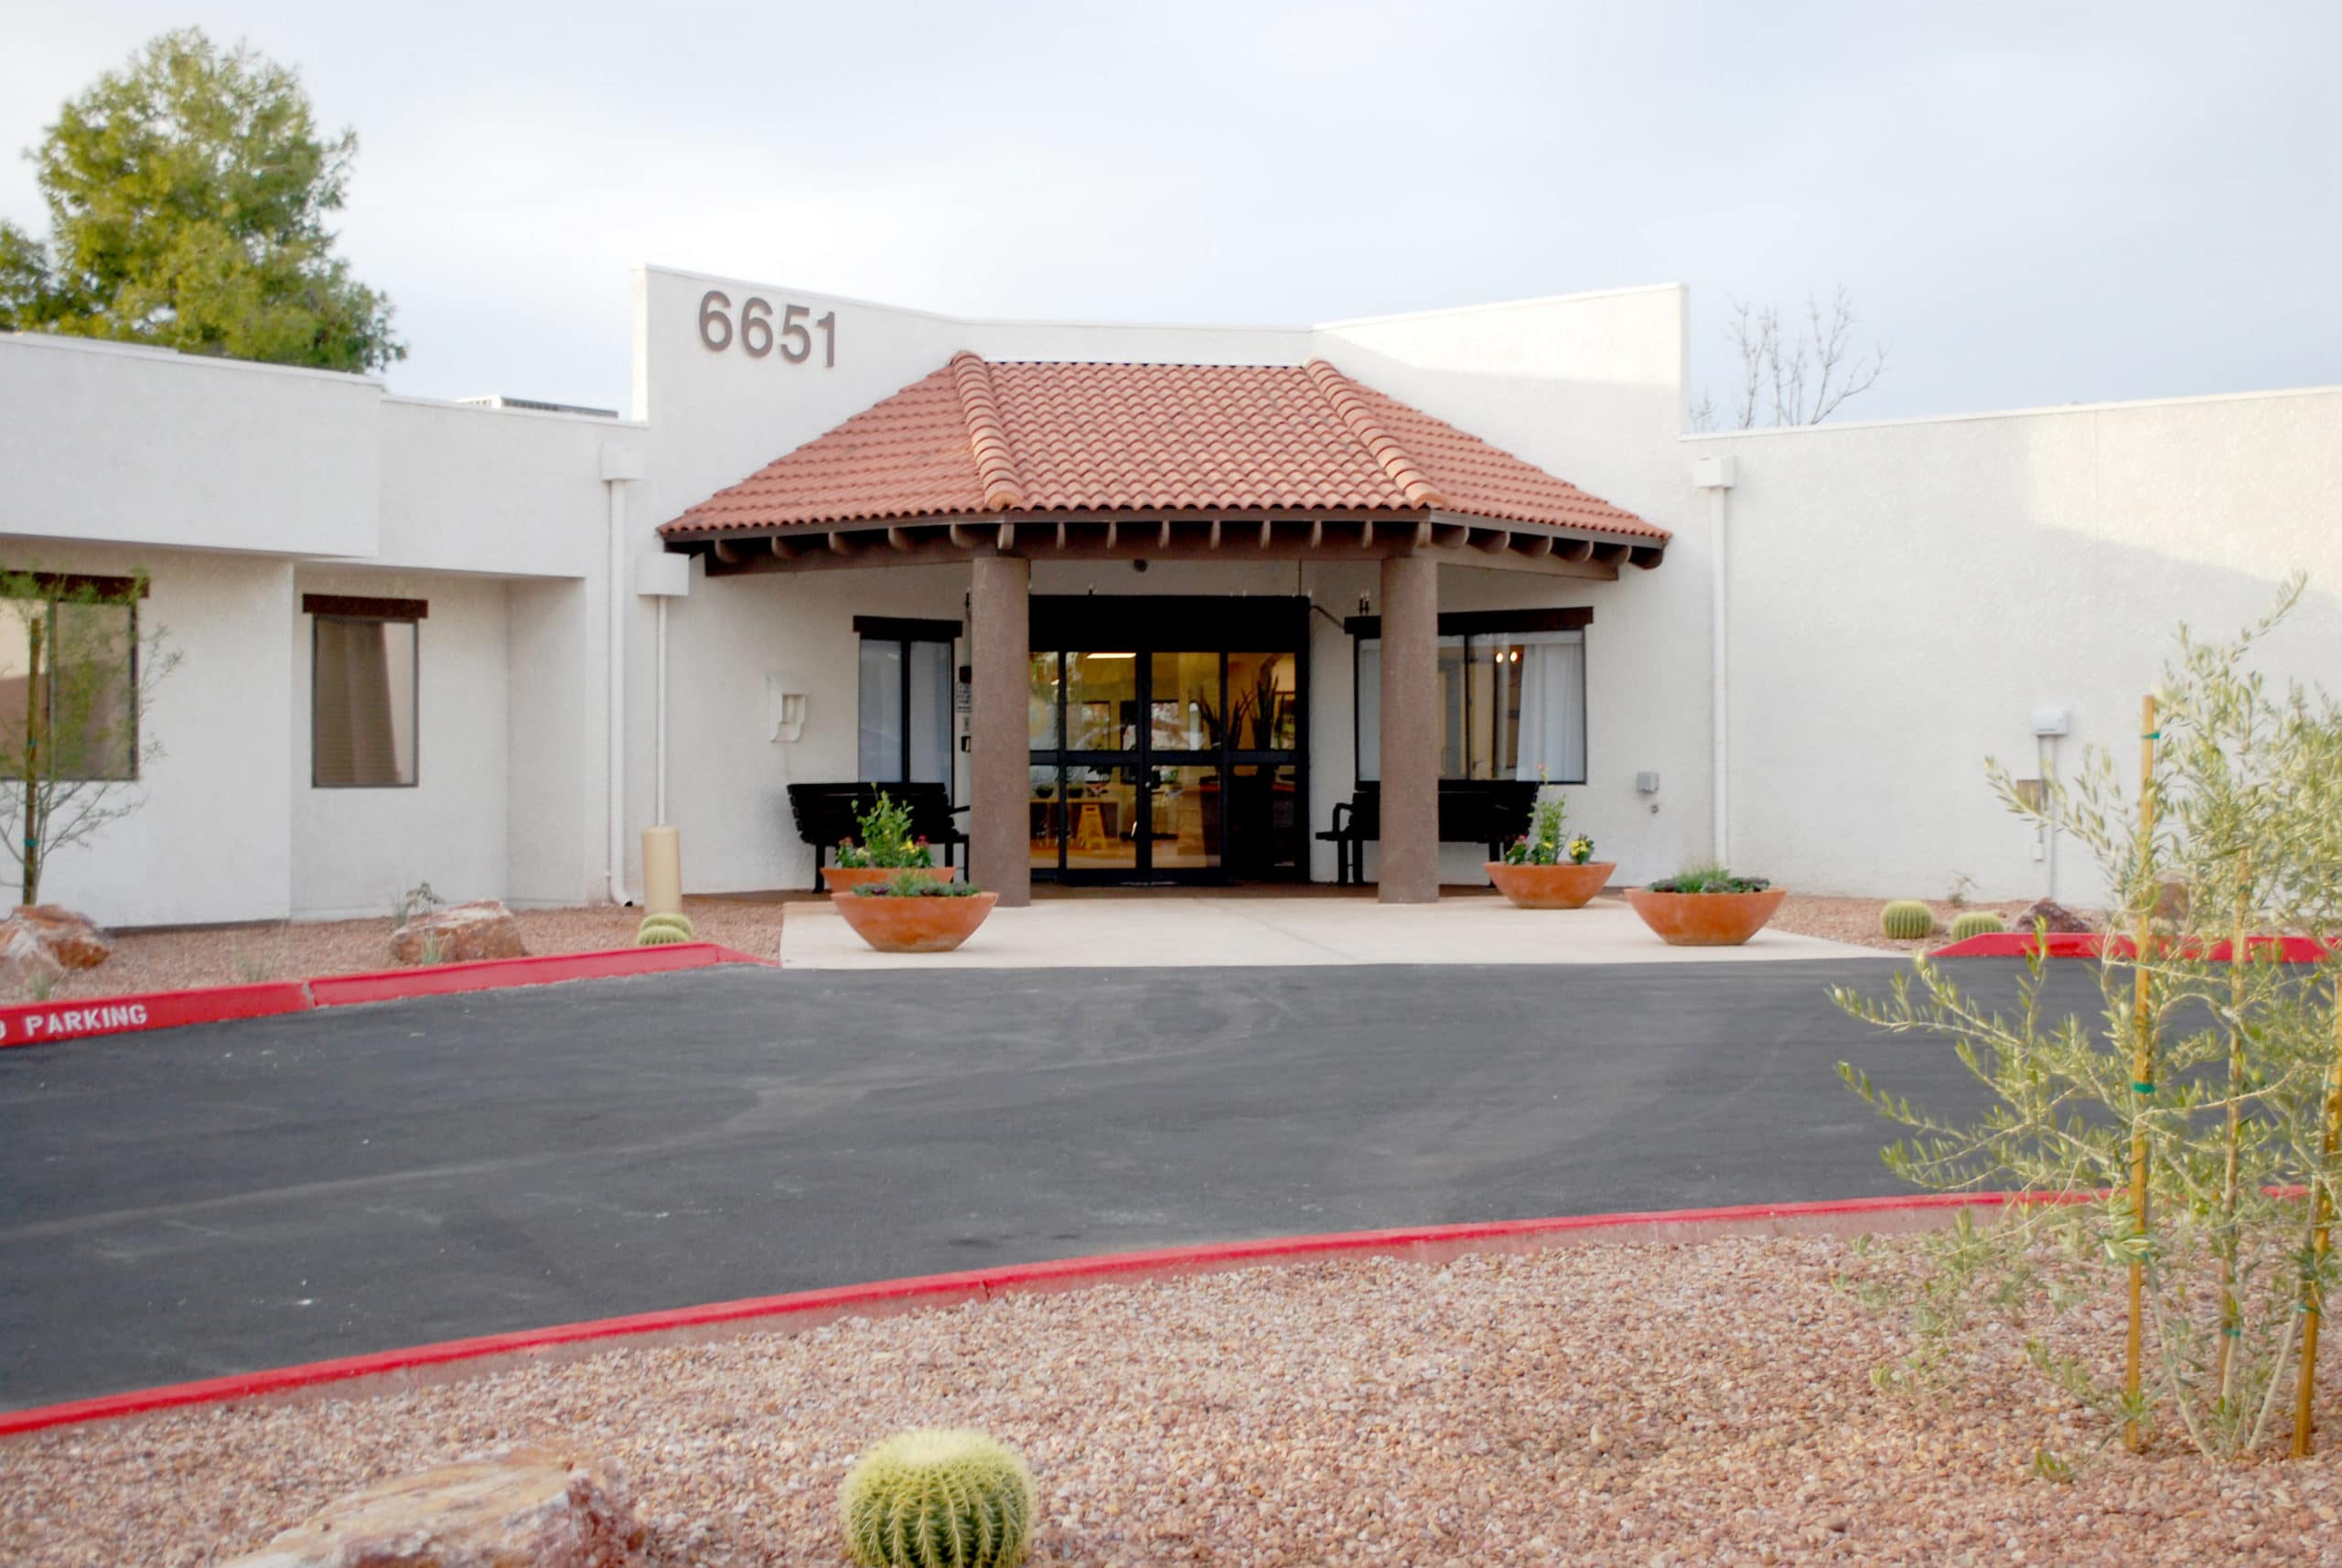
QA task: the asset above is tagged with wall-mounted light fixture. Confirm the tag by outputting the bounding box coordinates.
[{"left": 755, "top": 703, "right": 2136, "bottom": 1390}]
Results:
[{"left": 767, "top": 675, "right": 807, "bottom": 744}]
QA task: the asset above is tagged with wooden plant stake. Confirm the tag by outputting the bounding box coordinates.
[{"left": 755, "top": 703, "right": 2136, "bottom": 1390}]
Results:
[
  {"left": 2216, "top": 862, "right": 2250, "bottom": 1408},
  {"left": 2295, "top": 983, "right": 2342, "bottom": 1456},
  {"left": 2125, "top": 693, "right": 2157, "bottom": 1453}
]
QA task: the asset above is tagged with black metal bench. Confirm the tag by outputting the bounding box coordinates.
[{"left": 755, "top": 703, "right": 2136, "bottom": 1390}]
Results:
[
  {"left": 1316, "top": 780, "right": 1542, "bottom": 886},
  {"left": 787, "top": 781, "right": 970, "bottom": 891}
]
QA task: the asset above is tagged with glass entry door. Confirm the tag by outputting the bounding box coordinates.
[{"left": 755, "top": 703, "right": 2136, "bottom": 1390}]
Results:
[{"left": 1028, "top": 635, "right": 1302, "bottom": 884}]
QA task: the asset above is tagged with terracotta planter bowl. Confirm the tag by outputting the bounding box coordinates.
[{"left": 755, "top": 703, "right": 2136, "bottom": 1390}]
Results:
[
  {"left": 821, "top": 865, "right": 958, "bottom": 895},
  {"left": 1485, "top": 860, "right": 1617, "bottom": 909},
  {"left": 833, "top": 890, "right": 999, "bottom": 953},
  {"left": 1626, "top": 886, "right": 1789, "bottom": 947}
]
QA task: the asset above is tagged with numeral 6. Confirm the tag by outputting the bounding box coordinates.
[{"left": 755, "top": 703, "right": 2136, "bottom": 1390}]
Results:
[
  {"left": 740, "top": 296, "right": 774, "bottom": 357},
  {"left": 697, "top": 290, "right": 732, "bottom": 351}
]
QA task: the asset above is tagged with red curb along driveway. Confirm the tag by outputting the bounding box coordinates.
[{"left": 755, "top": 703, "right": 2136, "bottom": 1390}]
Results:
[
  {"left": 1935, "top": 931, "right": 2332, "bottom": 961},
  {"left": 0, "top": 943, "right": 772, "bottom": 1050},
  {"left": 0, "top": 1193, "right": 2020, "bottom": 1439}
]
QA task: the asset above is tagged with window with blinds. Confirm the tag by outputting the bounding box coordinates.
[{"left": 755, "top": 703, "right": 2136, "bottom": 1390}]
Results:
[{"left": 309, "top": 596, "right": 422, "bottom": 788}]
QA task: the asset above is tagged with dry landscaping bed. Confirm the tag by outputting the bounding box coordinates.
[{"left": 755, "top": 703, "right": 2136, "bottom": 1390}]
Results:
[
  {"left": 1769, "top": 894, "right": 2040, "bottom": 953},
  {"left": 1, "top": 897, "right": 790, "bottom": 1004},
  {"left": 6, "top": 1233, "right": 2336, "bottom": 1567}
]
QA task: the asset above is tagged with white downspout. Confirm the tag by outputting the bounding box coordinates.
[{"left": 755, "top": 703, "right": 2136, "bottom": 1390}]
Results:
[
  {"left": 655, "top": 596, "right": 669, "bottom": 824},
  {"left": 1692, "top": 456, "right": 1737, "bottom": 865},
  {"left": 598, "top": 443, "right": 645, "bottom": 906}
]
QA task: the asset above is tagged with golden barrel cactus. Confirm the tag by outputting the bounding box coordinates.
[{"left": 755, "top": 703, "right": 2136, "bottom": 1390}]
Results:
[{"left": 839, "top": 1428, "right": 1036, "bottom": 1568}]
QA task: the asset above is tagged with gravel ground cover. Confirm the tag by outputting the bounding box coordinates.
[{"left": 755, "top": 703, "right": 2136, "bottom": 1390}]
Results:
[
  {"left": 1769, "top": 895, "right": 2042, "bottom": 953},
  {"left": 6, "top": 1234, "right": 2336, "bottom": 1567},
  {"left": 5, "top": 897, "right": 792, "bottom": 1003}
]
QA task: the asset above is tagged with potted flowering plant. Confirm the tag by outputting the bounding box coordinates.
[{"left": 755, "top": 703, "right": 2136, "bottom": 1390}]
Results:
[
  {"left": 1485, "top": 788, "right": 1614, "bottom": 909},
  {"left": 824, "top": 791, "right": 958, "bottom": 893},
  {"left": 1626, "top": 865, "right": 1786, "bottom": 946},
  {"left": 833, "top": 869, "right": 999, "bottom": 952}
]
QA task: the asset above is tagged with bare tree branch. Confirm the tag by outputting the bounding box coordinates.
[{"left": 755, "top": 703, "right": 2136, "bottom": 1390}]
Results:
[{"left": 1697, "top": 284, "right": 1890, "bottom": 429}]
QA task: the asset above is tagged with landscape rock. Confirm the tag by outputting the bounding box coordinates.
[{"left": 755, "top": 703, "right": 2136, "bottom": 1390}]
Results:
[
  {"left": 0, "top": 926, "right": 65, "bottom": 988},
  {"left": 392, "top": 899, "right": 528, "bottom": 965},
  {"left": 1, "top": 903, "right": 113, "bottom": 969},
  {"left": 2010, "top": 897, "right": 2094, "bottom": 934},
  {"left": 219, "top": 1449, "right": 645, "bottom": 1568}
]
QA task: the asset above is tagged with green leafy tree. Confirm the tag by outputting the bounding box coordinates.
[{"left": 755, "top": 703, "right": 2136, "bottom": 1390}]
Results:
[
  {"left": 1837, "top": 575, "right": 2342, "bottom": 1464},
  {"left": 0, "top": 28, "right": 403, "bottom": 371},
  {"left": 0, "top": 574, "right": 180, "bottom": 906}
]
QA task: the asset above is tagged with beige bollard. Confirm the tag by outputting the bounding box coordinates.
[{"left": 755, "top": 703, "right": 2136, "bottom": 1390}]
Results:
[{"left": 640, "top": 825, "right": 682, "bottom": 916}]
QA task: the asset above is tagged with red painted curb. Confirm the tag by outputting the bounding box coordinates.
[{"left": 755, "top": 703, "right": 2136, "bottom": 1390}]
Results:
[
  {"left": 0, "top": 944, "right": 773, "bottom": 1052},
  {"left": 307, "top": 942, "right": 770, "bottom": 1006},
  {"left": 0, "top": 1191, "right": 2047, "bottom": 1439},
  {"left": 1935, "top": 932, "right": 2332, "bottom": 961},
  {"left": 0, "top": 980, "right": 313, "bottom": 1050}
]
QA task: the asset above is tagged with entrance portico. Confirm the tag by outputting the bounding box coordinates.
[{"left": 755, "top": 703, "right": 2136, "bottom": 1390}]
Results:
[{"left": 660, "top": 354, "right": 1668, "bottom": 905}]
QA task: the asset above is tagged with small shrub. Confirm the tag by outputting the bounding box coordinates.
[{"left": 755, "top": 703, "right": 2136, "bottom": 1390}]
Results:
[
  {"left": 1649, "top": 864, "right": 1771, "bottom": 895},
  {"left": 233, "top": 951, "right": 278, "bottom": 984},
  {"left": 392, "top": 880, "right": 443, "bottom": 923},
  {"left": 840, "top": 1427, "right": 1035, "bottom": 1568},
  {"left": 836, "top": 792, "right": 936, "bottom": 871},
  {"left": 417, "top": 932, "right": 449, "bottom": 967},
  {"left": 1880, "top": 899, "right": 1935, "bottom": 940},
  {"left": 853, "top": 870, "right": 980, "bottom": 897},
  {"left": 1502, "top": 784, "right": 1570, "bottom": 865},
  {"left": 1949, "top": 909, "right": 2008, "bottom": 942}
]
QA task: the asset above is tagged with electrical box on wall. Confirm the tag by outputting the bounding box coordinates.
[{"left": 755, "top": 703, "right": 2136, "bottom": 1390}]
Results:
[
  {"left": 635, "top": 553, "right": 691, "bottom": 597},
  {"left": 1635, "top": 771, "right": 1661, "bottom": 793},
  {"left": 2031, "top": 707, "right": 2071, "bottom": 737}
]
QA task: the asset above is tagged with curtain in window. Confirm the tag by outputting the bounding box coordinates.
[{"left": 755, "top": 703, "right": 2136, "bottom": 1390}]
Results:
[
  {"left": 860, "top": 638, "right": 955, "bottom": 786},
  {"left": 1512, "top": 631, "right": 1586, "bottom": 782},
  {"left": 907, "top": 639, "right": 952, "bottom": 785},
  {"left": 858, "top": 640, "right": 904, "bottom": 780},
  {"left": 314, "top": 618, "right": 410, "bottom": 786}
]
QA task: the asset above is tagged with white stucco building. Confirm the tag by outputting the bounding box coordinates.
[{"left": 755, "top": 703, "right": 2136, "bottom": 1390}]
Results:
[{"left": 0, "top": 268, "right": 2334, "bottom": 929}]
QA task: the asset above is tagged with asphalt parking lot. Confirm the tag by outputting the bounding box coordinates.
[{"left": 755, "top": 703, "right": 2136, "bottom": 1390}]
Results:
[{"left": 0, "top": 957, "right": 2091, "bottom": 1409}]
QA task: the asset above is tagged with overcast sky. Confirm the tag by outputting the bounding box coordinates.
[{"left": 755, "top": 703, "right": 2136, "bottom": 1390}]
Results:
[{"left": 5, "top": 2, "right": 2337, "bottom": 421}]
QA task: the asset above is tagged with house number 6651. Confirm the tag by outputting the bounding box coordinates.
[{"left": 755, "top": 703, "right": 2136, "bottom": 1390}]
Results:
[{"left": 698, "top": 291, "right": 837, "bottom": 367}]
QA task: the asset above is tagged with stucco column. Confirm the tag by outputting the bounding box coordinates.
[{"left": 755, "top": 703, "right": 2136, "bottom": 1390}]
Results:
[
  {"left": 1377, "top": 553, "right": 1439, "bottom": 904},
  {"left": 969, "top": 553, "right": 1031, "bottom": 907}
]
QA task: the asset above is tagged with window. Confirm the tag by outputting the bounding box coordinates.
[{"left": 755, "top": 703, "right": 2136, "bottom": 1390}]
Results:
[
  {"left": 855, "top": 618, "right": 956, "bottom": 785},
  {"left": 0, "top": 583, "right": 140, "bottom": 782},
  {"left": 308, "top": 595, "right": 423, "bottom": 788},
  {"left": 1354, "top": 613, "right": 1588, "bottom": 784}
]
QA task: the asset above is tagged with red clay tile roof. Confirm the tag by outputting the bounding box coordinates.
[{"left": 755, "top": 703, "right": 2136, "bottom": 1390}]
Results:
[{"left": 660, "top": 355, "right": 1666, "bottom": 542}]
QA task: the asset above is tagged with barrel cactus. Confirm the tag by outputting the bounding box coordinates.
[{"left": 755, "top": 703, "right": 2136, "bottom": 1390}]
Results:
[
  {"left": 1880, "top": 899, "right": 1935, "bottom": 940},
  {"left": 636, "top": 917, "right": 692, "bottom": 947},
  {"left": 640, "top": 911, "right": 694, "bottom": 938},
  {"left": 840, "top": 1428, "right": 1035, "bottom": 1568},
  {"left": 1950, "top": 910, "right": 2008, "bottom": 942}
]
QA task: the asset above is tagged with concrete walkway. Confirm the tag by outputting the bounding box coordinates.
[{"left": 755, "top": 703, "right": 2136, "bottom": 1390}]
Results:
[{"left": 783, "top": 893, "right": 1886, "bottom": 969}]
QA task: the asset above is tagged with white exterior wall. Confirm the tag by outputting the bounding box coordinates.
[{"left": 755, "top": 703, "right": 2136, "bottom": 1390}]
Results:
[
  {"left": 0, "top": 333, "right": 616, "bottom": 926},
  {"left": 5, "top": 274, "right": 2336, "bottom": 922},
  {"left": 1312, "top": 289, "right": 1705, "bottom": 886},
  {"left": 290, "top": 569, "right": 514, "bottom": 918},
  {"left": 1693, "top": 388, "right": 2342, "bottom": 902},
  {"left": 0, "top": 545, "right": 299, "bottom": 928}
]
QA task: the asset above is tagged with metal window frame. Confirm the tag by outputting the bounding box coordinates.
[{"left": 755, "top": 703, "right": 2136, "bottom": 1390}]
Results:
[{"left": 1350, "top": 610, "right": 1592, "bottom": 787}]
